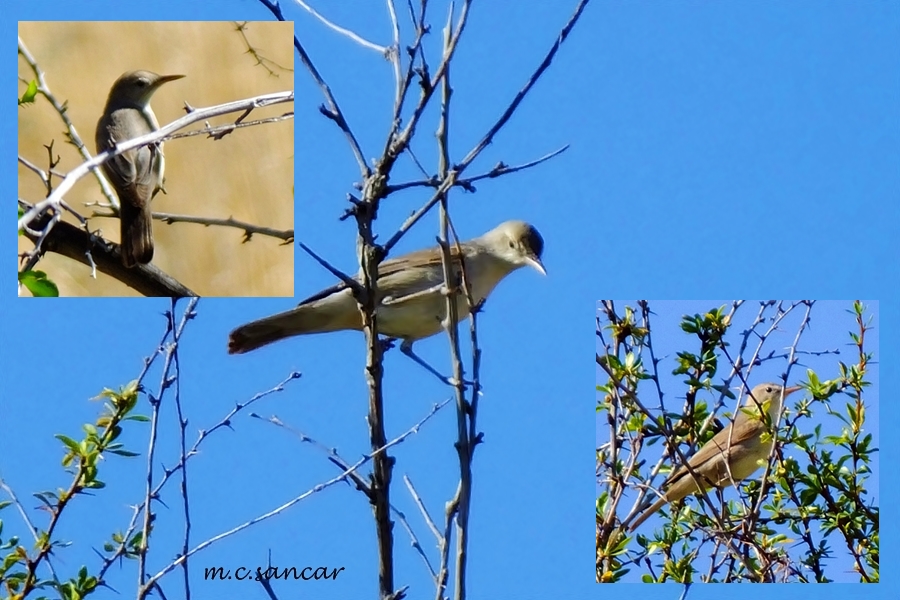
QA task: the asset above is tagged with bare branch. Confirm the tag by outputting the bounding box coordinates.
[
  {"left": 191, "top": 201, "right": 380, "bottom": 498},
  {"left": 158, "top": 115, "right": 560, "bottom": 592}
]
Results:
[
  {"left": 382, "top": 0, "right": 588, "bottom": 255},
  {"left": 232, "top": 20, "right": 293, "bottom": 76},
  {"left": 18, "top": 204, "right": 197, "bottom": 297},
  {"left": 89, "top": 209, "right": 295, "bottom": 243},
  {"left": 297, "top": 241, "right": 362, "bottom": 293},
  {"left": 141, "top": 393, "right": 443, "bottom": 593},
  {"left": 457, "top": 0, "right": 590, "bottom": 170},
  {"left": 18, "top": 36, "right": 119, "bottom": 205},
  {"left": 383, "top": 145, "right": 570, "bottom": 194},
  {"left": 295, "top": 0, "right": 390, "bottom": 53}
]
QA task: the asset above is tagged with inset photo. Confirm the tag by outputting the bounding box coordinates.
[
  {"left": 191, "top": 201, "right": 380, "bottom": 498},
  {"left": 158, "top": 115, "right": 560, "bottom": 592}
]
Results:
[
  {"left": 596, "top": 300, "right": 878, "bottom": 583},
  {"left": 17, "top": 21, "right": 294, "bottom": 297}
]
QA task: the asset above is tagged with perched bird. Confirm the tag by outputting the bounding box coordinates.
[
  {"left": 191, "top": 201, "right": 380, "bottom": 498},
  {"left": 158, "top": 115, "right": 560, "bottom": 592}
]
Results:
[
  {"left": 628, "top": 382, "right": 801, "bottom": 532},
  {"left": 228, "top": 220, "right": 545, "bottom": 367},
  {"left": 96, "top": 70, "right": 184, "bottom": 267}
]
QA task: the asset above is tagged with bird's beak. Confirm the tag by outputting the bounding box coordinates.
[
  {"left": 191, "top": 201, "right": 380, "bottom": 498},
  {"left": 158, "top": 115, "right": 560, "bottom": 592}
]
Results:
[
  {"left": 158, "top": 74, "right": 186, "bottom": 85},
  {"left": 525, "top": 255, "right": 546, "bottom": 276},
  {"left": 783, "top": 386, "right": 802, "bottom": 396}
]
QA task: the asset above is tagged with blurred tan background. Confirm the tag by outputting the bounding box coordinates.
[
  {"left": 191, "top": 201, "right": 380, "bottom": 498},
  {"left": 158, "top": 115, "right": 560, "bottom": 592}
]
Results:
[{"left": 18, "top": 21, "right": 294, "bottom": 297}]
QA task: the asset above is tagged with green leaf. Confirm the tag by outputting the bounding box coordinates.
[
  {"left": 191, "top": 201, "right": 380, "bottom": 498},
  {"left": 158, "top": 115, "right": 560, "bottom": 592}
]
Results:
[
  {"left": 55, "top": 435, "right": 80, "bottom": 453},
  {"left": 18, "top": 270, "right": 59, "bottom": 297},
  {"left": 107, "top": 449, "right": 140, "bottom": 457},
  {"left": 18, "top": 80, "right": 38, "bottom": 105}
]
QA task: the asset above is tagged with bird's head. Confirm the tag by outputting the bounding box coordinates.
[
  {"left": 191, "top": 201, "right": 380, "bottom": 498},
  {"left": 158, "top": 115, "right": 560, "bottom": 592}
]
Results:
[
  {"left": 745, "top": 382, "right": 801, "bottom": 424},
  {"left": 105, "top": 70, "right": 185, "bottom": 109},
  {"left": 484, "top": 220, "right": 546, "bottom": 275}
]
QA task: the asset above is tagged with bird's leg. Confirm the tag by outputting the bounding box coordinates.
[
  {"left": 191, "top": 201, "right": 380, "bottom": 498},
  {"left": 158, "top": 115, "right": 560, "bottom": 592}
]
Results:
[{"left": 399, "top": 340, "right": 473, "bottom": 388}]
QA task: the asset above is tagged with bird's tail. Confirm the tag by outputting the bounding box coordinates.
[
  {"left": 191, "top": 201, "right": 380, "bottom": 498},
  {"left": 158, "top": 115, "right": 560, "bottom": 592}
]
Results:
[
  {"left": 228, "top": 300, "right": 357, "bottom": 354},
  {"left": 120, "top": 201, "right": 154, "bottom": 267}
]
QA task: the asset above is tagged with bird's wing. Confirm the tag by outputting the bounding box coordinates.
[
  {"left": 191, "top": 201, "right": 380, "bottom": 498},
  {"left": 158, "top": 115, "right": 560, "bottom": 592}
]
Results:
[
  {"left": 377, "top": 243, "right": 467, "bottom": 277},
  {"left": 663, "top": 421, "right": 736, "bottom": 483},
  {"left": 99, "top": 111, "right": 158, "bottom": 205},
  {"left": 98, "top": 127, "right": 137, "bottom": 187},
  {"left": 664, "top": 411, "right": 758, "bottom": 487},
  {"left": 296, "top": 244, "right": 468, "bottom": 307}
]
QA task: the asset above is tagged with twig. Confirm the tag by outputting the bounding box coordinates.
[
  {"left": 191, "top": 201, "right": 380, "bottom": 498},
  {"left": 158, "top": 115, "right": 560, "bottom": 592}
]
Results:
[
  {"left": 297, "top": 241, "right": 362, "bottom": 292},
  {"left": 140, "top": 393, "right": 442, "bottom": 592},
  {"left": 18, "top": 90, "right": 293, "bottom": 234},
  {"left": 257, "top": 399, "right": 451, "bottom": 581},
  {"left": 403, "top": 474, "right": 442, "bottom": 543},
  {"left": 18, "top": 36, "right": 119, "bottom": 205},
  {"left": 457, "top": 0, "right": 590, "bottom": 170},
  {"left": 90, "top": 210, "right": 295, "bottom": 243},
  {"left": 233, "top": 21, "right": 293, "bottom": 76},
  {"left": 99, "top": 369, "right": 301, "bottom": 584},
  {"left": 295, "top": 0, "right": 390, "bottom": 54},
  {"left": 384, "top": 145, "right": 570, "bottom": 194},
  {"left": 382, "top": 0, "right": 589, "bottom": 256},
  {"left": 386, "top": 0, "right": 404, "bottom": 108}
]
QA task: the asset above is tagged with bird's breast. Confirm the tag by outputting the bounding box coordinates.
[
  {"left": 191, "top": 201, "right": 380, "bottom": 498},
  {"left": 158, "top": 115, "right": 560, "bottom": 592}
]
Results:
[{"left": 374, "top": 260, "right": 508, "bottom": 340}]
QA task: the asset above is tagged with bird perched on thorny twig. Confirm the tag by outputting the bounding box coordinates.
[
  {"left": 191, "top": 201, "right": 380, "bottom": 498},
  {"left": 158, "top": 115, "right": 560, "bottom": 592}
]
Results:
[
  {"left": 228, "top": 220, "right": 545, "bottom": 382},
  {"left": 628, "top": 382, "right": 800, "bottom": 532},
  {"left": 96, "top": 70, "right": 184, "bottom": 267}
]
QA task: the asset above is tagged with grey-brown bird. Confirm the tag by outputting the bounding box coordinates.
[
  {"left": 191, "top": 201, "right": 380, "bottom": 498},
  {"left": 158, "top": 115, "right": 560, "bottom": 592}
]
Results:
[
  {"left": 628, "top": 382, "right": 801, "bottom": 532},
  {"left": 228, "top": 221, "right": 545, "bottom": 364},
  {"left": 96, "top": 70, "right": 184, "bottom": 267}
]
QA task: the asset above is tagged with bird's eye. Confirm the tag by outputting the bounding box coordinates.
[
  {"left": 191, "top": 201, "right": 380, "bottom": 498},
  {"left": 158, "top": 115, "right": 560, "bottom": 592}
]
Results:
[
  {"left": 508, "top": 240, "right": 515, "bottom": 249},
  {"left": 766, "top": 386, "right": 774, "bottom": 393}
]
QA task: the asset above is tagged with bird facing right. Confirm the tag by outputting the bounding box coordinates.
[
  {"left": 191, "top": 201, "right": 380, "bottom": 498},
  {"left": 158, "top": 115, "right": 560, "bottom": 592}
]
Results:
[
  {"left": 96, "top": 70, "right": 184, "bottom": 267},
  {"left": 628, "top": 382, "right": 801, "bottom": 532},
  {"left": 228, "top": 220, "right": 545, "bottom": 355}
]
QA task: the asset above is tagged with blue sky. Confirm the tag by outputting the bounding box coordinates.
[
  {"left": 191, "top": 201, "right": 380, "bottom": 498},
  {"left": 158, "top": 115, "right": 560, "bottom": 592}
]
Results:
[{"left": 5, "top": 0, "right": 898, "bottom": 598}]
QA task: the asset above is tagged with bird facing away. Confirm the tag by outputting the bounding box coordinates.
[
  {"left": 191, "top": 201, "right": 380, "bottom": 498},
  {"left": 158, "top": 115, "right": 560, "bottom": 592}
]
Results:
[
  {"left": 96, "top": 70, "right": 184, "bottom": 267},
  {"left": 628, "top": 383, "right": 801, "bottom": 532},
  {"left": 228, "top": 220, "right": 545, "bottom": 355}
]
